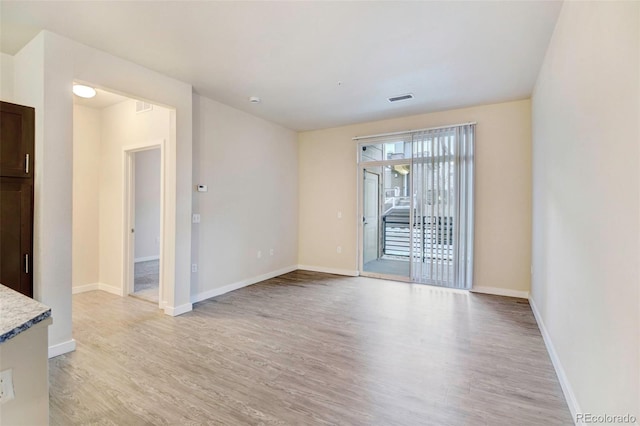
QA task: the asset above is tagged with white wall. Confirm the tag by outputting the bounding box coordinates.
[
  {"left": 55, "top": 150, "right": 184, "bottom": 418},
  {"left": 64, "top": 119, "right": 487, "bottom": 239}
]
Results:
[
  {"left": 12, "top": 30, "right": 193, "bottom": 354},
  {"left": 191, "top": 94, "right": 298, "bottom": 301},
  {"left": 134, "top": 148, "right": 161, "bottom": 261},
  {"left": 531, "top": 1, "right": 639, "bottom": 420},
  {"left": 298, "top": 99, "right": 532, "bottom": 296},
  {"left": 72, "top": 104, "right": 101, "bottom": 288},
  {"left": 1, "top": 52, "right": 14, "bottom": 101},
  {"left": 100, "top": 100, "right": 170, "bottom": 290},
  {"left": 13, "top": 32, "right": 73, "bottom": 355}
]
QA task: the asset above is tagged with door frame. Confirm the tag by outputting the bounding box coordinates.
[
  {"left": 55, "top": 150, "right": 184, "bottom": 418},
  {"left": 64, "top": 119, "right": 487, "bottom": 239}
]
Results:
[
  {"left": 122, "top": 139, "right": 165, "bottom": 308},
  {"left": 357, "top": 147, "right": 413, "bottom": 282}
]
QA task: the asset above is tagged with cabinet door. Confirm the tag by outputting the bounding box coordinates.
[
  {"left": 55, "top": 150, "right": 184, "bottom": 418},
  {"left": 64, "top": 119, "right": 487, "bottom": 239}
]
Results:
[
  {"left": 0, "top": 178, "right": 33, "bottom": 297},
  {"left": 0, "top": 101, "right": 35, "bottom": 178}
]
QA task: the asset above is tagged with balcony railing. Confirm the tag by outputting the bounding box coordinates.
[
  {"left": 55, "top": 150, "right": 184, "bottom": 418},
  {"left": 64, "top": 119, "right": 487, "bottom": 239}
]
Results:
[{"left": 382, "top": 209, "right": 453, "bottom": 260}]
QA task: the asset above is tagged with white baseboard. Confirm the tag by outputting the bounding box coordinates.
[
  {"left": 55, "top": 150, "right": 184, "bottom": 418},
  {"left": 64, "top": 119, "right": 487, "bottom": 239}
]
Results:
[
  {"left": 72, "top": 283, "right": 124, "bottom": 297},
  {"left": 134, "top": 255, "right": 160, "bottom": 263},
  {"left": 98, "top": 283, "right": 124, "bottom": 296},
  {"left": 48, "top": 339, "right": 76, "bottom": 359},
  {"left": 191, "top": 265, "right": 298, "bottom": 304},
  {"left": 297, "top": 264, "right": 359, "bottom": 277},
  {"left": 72, "top": 283, "right": 100, "bottom": 294},
  {"left": 529, "top": 297, "right": 581, "bottom": 425},
  {"left": 163, "top": 303, "right": 192, "bottom": 316},
  {"left": 471, "top": 286, "right": 530, "bottom": 299}
]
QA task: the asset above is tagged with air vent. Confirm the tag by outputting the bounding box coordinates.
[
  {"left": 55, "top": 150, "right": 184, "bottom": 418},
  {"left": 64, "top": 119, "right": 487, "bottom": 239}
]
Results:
[
  {"left": 388, "top": 93, "right": 414, "bottom": 103},
  {"left": 135, "top": 101, "right": 153, "bottom": 114}
]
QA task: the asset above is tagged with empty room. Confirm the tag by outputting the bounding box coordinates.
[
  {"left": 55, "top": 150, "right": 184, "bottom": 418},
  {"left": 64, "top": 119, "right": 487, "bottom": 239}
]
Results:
[{"left": 0, "top": 1, "right": 638, "bottom": 425}]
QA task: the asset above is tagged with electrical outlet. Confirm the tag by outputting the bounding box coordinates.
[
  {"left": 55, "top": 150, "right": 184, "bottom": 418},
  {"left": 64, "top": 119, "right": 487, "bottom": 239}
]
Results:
[
  {"left": 192, "top": 214, "right": 201, "bottom": 224},
  {"left": 269, "top": 248, "right": 274, "bottom": 256},
  {"left": 191, "top": 264, "right": 198, "bottom": 273},
  {"left": 257, "top": 251, "right": 262, "bottom": 259},
  {"left": 337, "top": 211, "right": 342, "bottom": 219},
  {"left": 337, "top": 246, "right": 342, "bottom": 254},
  {"left": 0, "top": 369, "right": 15, "bottom": 404}
]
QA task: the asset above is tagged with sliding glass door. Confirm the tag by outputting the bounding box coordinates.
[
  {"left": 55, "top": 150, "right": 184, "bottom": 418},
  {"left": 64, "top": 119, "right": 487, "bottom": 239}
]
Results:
[
  {"left": 360, "top": 139, "right": 412, "bottom": 279},
  {"left": 358, "top": 124, "right": 475, "bottom": 289}
]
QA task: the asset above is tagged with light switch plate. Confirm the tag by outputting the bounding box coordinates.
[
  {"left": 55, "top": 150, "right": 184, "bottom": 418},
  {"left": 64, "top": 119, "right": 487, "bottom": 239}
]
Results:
[{"left": 0, "top": 369, "right": 15, "bottom": 404}]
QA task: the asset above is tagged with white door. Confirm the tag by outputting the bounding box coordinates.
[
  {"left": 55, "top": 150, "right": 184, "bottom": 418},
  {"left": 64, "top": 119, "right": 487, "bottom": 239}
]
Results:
[{"left": 363, "top": 170, "right": 379, "bottom": 264}]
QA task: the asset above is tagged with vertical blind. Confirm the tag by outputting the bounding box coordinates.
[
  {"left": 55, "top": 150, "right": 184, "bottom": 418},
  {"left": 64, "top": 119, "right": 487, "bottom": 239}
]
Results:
[{"left": 411, "top": 124, "right": 475, "bottom": 289}]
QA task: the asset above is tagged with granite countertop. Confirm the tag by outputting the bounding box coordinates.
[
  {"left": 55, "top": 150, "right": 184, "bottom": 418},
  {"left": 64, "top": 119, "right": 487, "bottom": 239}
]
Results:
[{"left": 0, "top": 284, "right": 51, "bottom": 343}]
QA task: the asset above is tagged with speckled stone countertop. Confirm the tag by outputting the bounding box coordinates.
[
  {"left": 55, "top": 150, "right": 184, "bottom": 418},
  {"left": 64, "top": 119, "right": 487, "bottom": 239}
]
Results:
[{"left": 0, "top": 284, "right": 51, "bottom": 343}]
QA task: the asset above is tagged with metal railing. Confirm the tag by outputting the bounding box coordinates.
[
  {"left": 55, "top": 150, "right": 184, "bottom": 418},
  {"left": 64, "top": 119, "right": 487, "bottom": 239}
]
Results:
[{"left": 382, "top": 211, "right": 453, "bottom": 260}]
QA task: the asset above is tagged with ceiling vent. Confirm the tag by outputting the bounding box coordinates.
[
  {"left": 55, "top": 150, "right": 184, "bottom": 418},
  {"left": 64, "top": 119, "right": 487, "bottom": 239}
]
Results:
[
  {"left": 135, "top": 100, "right": 153, "bottom": 114},
  {"left": 388, "top": 93, "right": 414, "bottom": 103}
]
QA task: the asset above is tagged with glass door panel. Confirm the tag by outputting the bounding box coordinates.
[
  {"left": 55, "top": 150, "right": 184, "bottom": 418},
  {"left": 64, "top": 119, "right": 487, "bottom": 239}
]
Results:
[{"left": 362, "top": 164, "right": 410, "bottom": 278}]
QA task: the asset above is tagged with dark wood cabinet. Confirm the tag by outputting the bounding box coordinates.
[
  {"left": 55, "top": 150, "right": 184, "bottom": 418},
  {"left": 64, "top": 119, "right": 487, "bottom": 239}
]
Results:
[
  {"left": 0, "top": 178, "right": 33, "bottom": 297},
  {"left": 1, "top": 102, "right": 34, "bottom": 179},
  {"left": 0, "top": 101, "right": 35, "bottom": 297}
]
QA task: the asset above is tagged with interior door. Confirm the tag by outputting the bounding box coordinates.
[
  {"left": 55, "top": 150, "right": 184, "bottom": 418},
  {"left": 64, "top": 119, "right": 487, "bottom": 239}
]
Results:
[{"left": 363, "top": 169, "right": 380, "bottom": 264}]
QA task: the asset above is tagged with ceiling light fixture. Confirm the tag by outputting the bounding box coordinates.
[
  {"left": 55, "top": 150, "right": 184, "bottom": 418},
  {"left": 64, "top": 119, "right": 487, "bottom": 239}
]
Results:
[
  {"left": 248, "top": 96, "right": 261, "bottom": 104},
  {"left": 73, "top": 84, "right": 96, "bottom": 98},
  {"left": 388, "top": 93, "right": 414, "bottom": 103}
]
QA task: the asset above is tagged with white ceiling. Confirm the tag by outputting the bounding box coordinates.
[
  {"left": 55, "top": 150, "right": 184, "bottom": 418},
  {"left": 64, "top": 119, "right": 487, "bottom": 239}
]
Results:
[
  {"left": 73, "top": 87, "right": 130, "bottom": 109},
  {"left": 1, "top": 1, "right": 562, "bottom": 131}
]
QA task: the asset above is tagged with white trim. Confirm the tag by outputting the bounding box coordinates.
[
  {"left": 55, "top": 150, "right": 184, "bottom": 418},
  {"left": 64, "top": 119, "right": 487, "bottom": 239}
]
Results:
[
  {"left": 529, "top": 297, "right": 581, "bottom": 425},
  {"left": 48, "top": 339, "right": 76, "bottom": 359},
  {"left": 471, "top": 286, "right": 530, "bottom": 299},
  {"left": 191, "top": 265, "right": 298, "bottom": 304},
  {"left": 297, "top": 264, "right": 359, "bottom": 277},
  {"left": 134, "top": 255, "right": 160, "bottom": 263},
  {"left": 72, "top": 283, "right": 100, "bottom": 294},
  {"left": 163, "top": 303, "right": 192, "bottom": 316},
  {"left": 71, "top": 283, "right": 124, "bottom": 296},
  {"left": 99, "top": 283, "right": 124, "bottom": 296}
]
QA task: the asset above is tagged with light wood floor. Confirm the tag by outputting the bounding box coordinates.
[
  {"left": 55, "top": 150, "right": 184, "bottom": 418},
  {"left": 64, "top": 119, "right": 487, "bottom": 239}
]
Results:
[
  {"left": 50, "top": 271, "right": 572, "bottom": 425},
  {"left": 132, "top": 259, "right": 159, "bottom": 303}
]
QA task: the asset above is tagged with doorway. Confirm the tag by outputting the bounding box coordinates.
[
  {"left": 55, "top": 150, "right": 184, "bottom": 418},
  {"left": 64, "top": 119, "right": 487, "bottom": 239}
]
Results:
[
  {"left": 357, "top": 124, "right": 475, "bottom": 289},
  {"left": 361, "top": 163, "right": 411, "bottom": 279},
  {"left": 129, "top": 148, "right": 162, "bottom": 302},
  {"left": 72, "top": 86, "right": 173, "bottom": 310},
  {"left": 123, "top": 142, "right": 165, "bottom": 306}
]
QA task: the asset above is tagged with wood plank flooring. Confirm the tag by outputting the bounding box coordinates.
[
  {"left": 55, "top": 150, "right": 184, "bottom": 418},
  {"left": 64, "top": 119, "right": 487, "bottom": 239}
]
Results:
[
  {"left": 50, "top": 271, "right": 572, "bottom": 425},
  {"left": 132, "top": 259, "right": 160, "bottom": 303}
]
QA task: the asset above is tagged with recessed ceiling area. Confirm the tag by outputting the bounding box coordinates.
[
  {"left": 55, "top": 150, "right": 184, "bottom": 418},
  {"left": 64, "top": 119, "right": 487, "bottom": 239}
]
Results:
[
  {"left": 72, "top": 86, "right": 131, "bottom": 110},
  {"left": 1, "top": 1, "right": 562, "bottom": 130}
]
